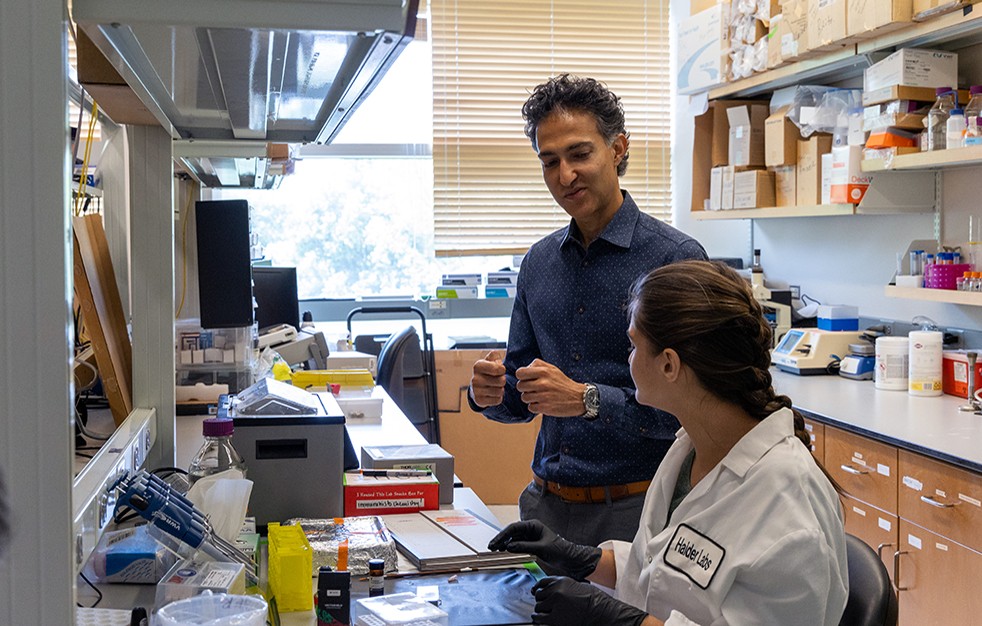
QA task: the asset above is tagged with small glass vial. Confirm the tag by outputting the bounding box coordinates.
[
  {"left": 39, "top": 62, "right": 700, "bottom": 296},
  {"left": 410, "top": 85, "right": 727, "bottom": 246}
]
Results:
[
  {"left": 187, "top": 418, "right": 247, "bottom": 485},
  {"left": 368, "top": 559, "right": 385, "bottom": 597}
]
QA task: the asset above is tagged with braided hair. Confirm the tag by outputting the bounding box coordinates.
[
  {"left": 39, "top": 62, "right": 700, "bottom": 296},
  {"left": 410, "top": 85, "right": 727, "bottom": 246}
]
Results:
[
  {"left": 522, "top": 74, "right": 631, "bottom": 176},
  {"left": 627, "top": 260, "right": 812, "bottom": 450}
]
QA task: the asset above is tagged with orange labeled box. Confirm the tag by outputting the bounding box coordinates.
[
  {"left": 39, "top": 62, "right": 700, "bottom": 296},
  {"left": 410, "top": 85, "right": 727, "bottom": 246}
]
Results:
[{"left": 941, "top": 351, "right": 982, "bottom": 399}]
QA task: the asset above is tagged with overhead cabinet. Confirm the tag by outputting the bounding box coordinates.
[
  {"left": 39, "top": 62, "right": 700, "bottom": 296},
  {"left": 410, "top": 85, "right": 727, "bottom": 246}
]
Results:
[{"left": 73, "top": 0, "right": 418, "bottom": 143}]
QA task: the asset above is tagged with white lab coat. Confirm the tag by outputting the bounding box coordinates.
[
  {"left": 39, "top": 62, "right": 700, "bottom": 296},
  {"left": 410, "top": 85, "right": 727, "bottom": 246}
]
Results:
[{"left": 600, "top": 408, "right": 848, "bottom": 626}]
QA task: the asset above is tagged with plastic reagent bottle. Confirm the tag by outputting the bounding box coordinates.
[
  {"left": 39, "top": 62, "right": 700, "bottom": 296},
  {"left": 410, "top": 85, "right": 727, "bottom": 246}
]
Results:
[
  {"left": 925, "top": 88, "right": 956, "bottom": 151},
  {"left": 188, "top": 418, "right": 247, "bottom": 485},
  {"left": 964, "top": 85, "right": 982, "bottom": 125},
  {"left": 966, "top": 116, "right": 982, "bottom": 147},
  {"left": 947, "top": 109, "right": 966, "bottom": 149}
]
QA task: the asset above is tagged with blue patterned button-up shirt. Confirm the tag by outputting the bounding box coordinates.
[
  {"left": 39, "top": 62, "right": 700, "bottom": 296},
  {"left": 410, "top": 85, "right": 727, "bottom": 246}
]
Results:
[{"left": 483, "top": 191, "right": 708, "bottom": 486}]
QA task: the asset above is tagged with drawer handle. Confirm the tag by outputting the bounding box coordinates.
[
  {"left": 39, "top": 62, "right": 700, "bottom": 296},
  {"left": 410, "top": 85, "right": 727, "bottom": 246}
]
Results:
[
  {"left": 919, "top": 494, "right": 960, "bottom": 509},
  {"left": 876, "top": 542, "right": 894, "bottom": 560},
  {"left": 840, "top": 464, "right": 869, "bottom": 475},
  {"left": 893, "top": 550, "right": 909, "bottom": 592}
]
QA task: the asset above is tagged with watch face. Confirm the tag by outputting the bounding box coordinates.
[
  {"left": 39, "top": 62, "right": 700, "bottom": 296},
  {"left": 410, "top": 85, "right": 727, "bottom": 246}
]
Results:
[{"left": 585, "top": 385, "right": 600, "bottom": 411}]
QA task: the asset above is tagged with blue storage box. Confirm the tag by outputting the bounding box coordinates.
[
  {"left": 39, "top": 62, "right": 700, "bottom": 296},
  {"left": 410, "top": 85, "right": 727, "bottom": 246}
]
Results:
[{"left": 817, "top": 305, "right": 859, "bottom": 331}]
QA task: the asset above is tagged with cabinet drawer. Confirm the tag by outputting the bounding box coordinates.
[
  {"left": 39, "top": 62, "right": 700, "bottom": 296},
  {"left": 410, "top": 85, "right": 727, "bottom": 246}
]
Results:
[
  {"left": 802, "top": 417, "right": 824, "bottom": 463},
  {"left": 896, "top": 520, "right": 982, "bottom": 626},
  {"left": 841, "top": 494, "right": 898, "bottom": 578},
  {"left": 899, "top": 450, "right": 982, "bottom": 552},
  {"left": 825, "top": 427, "right": 898, "bottom": 514}
]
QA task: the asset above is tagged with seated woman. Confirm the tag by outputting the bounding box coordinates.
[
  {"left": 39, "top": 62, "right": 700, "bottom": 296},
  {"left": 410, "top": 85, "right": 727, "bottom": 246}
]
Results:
[{"left": 489, "top": 260, "right": 847, "bottom": 626}]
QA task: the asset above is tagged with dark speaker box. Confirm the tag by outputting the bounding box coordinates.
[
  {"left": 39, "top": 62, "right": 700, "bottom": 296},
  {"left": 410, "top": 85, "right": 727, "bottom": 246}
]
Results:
[{"left": 195, "top": 199, "right": 254, "bottom": 328}]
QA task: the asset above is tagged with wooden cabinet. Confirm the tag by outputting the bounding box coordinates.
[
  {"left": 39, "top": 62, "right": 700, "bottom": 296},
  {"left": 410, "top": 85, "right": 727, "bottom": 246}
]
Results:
[
  {"left": 821, "top": 424, "right": 981, "bottom": 626},
  {"left": 826, "top": 426, "right": 898, "bottom": 514},
  {"left": 898, "top": 450, "right": 982, "bottom": 552},
  {"left": 841, "top": 494, "right": 898, "bottom": 576},
  {"left": 895, "top": 519, "right": 982, "bottom": 625},
  {"left": 802, "top": 416, "right": 825, "bottom": 462}
]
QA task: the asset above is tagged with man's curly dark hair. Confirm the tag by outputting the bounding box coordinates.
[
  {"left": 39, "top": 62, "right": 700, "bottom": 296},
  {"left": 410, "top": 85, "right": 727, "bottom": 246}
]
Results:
[{"left": 521, "top": 74, "right": 630, "bottom": 176}]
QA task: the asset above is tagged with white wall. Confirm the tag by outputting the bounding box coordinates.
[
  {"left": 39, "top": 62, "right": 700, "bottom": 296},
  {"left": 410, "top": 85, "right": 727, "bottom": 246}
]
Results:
[{"left": 670, "top": 1, "right": 982, "bottom": 332}]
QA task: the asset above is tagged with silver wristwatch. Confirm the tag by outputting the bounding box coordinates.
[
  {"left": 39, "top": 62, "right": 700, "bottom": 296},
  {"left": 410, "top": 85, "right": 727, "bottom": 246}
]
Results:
[{"left": 582, "top": 383, "right": 600, "bottom": 420}]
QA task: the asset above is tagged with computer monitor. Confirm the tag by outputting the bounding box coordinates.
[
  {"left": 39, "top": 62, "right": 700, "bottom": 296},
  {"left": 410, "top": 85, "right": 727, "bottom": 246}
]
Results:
[{"left": 252, "top": 266, "right": 300, "bottom": 331}]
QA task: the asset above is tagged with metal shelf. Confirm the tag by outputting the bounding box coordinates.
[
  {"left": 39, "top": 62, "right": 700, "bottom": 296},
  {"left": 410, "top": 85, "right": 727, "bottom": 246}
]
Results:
[
  {"left": 862, "top": 145, "right": 982, "bottom": 172},
  {"left": 701, "top": 6, "right": 982, "bottom": 100},
  {"left": 885, "top": 285, "right": 982, "bottom": 305},
  {"left": 692, "top": 204, "right": 857, "bottom": 220}
]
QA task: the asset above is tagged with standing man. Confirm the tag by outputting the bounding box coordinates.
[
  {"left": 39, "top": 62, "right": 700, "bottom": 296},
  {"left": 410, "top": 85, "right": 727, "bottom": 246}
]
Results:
[{"left": 469, "top": 74, "right": 707, "bottom": 546}]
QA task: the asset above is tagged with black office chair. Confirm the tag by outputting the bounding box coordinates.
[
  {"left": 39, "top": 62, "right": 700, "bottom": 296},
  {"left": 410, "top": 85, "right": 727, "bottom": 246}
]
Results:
[
  {"left": 375, "top": 325, "right": 439, "bottom": 442},
  {"left": 838, "top": 534, "right": 898, "bottom": 626}
]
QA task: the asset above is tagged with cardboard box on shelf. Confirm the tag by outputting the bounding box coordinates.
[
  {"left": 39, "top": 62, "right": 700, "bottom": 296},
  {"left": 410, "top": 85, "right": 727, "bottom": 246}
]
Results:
[
  {"left": 863, "top": 48, "right": 958, "bottom": 92},
  {"left": 797, "top": 134, "right": 833, "bottom": 205},
  {"left": 721, "top": 166, "right": 737, "bottom": 209},
  {"left": 808, "top": 0, "right": 847, "bottom": 50},
  {"left": 690, "top": 99, "right": 762, "bottom": 212},
  {"left": 727, "top": 104, "right": 769, "bottom": 167},
  {"left": 821, "top": 153, "right": 834, "bottom": 204},
  {"left": 678, "top": 3, "right": 731, "bottom": 93},
  {"left": 768, "top": 2, "right": 809, "bottom": 66},
  {"left": 733, "top": 170, "right": 776, "bottom": 208},
  {"left": 765, "top": 106, "right": 801, "bottom": 167},
  {"left": 913, "top": 0, "right": 971, "bottom": 18},
  {"left": 863, "top": 84, "right": 968, "bottom": 106},
  {"left": 710, "top": 167, "right": 724, "bottom": 210},
  {"left": 691, "top": 0, "right": 720, "bottom": 15},
  {"left": 847, "top": 0, "right": 913, "bottom": 37},
  {"left": 774, "top": 166, "right": 797, "bottom": 206},
  {"left": 830, "top": 145, "right": 873, "bottom": 204}
]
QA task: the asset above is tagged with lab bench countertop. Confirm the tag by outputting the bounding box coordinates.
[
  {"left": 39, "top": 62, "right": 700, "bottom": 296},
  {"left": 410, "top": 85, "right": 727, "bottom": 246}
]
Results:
[{"left": 771, "top": 369, "right": 982, "bottom": 473}]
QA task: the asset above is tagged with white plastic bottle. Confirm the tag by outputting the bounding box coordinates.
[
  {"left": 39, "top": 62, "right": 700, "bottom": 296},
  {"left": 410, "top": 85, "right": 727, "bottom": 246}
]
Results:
[
  {"left": 925, "top": 88, "right": 956, "bottom": 151},
  {"left": 188, "top": 418, "right": 247, "bottom": 485},
  {"left": 947, "top": 109, "right": 966, "bottom": 149},
  {"left": 908, "top": 331, "right": 943, "bottom": 397},
  {"left": 875, "top": 336, "right": 909, "bottom": 391}
]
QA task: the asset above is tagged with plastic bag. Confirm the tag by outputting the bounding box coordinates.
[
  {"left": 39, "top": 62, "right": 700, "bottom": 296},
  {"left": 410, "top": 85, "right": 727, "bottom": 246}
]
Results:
[{"left": 800, "top": 88, "right": 863, "bottom": 140}]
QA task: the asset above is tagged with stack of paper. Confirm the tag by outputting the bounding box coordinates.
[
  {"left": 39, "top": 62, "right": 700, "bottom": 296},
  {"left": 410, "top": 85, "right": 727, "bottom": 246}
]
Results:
[{"left": 382, "top": 509, "right": 532, "bottom": 572}]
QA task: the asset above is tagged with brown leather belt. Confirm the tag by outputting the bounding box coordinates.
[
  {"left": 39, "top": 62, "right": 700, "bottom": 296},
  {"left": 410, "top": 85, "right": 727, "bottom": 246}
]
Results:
[{"left": 533, "top": 475, "right": 651, "bottom": 504}]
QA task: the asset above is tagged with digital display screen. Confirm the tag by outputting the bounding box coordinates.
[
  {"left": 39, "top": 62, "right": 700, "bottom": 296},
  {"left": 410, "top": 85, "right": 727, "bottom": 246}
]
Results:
[{"left": 774, "top": 329, "right": 805, "bottom": 355}]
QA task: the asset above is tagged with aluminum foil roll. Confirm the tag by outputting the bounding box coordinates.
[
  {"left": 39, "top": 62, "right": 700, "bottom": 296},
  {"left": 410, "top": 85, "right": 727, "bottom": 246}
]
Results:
[{"left": 286, "top": 516, "right": 398, "bottom": 575}]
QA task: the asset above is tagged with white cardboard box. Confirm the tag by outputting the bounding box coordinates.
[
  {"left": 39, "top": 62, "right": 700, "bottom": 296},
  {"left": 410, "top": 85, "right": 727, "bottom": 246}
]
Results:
[
  {"left": 864, "top": 48, "right": 958, "bottom": 92},
  {"left": 830, "top": 145, "right": 873, "bottom": 204},
  {"left": 677, "top": 3, "right": 730, "bottom": 93},
  {"left": 709, "top": 166, "right": 724, "bottom": 210},
  {"left": 721, "top": 166, "right": 736, "bottom": 209},
  {"left": 821, "top": 153, "right": 833, "bottom": 204}
]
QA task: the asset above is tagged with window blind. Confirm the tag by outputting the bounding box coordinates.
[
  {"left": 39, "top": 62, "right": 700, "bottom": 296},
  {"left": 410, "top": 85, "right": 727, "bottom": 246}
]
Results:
[{"left": 431, "top": 0, "right": 671, "bottom": 256}]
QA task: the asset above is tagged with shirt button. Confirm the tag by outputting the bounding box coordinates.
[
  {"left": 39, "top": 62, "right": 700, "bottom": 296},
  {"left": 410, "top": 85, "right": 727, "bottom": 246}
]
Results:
[
  {"left": 582, "top": 260, "right": 589, "bottom": 268},
  {"left": 573, "top": 353, "right": 581, "bottom": 362},
  {"left": 648, "top": 556, "right": 653, "bottom": 564},
  {"left": 577, "top": 304, "right": 585, "bottom": 314},
  {"left": 562, "top": 446, "right": 570, "bottom": 454}
]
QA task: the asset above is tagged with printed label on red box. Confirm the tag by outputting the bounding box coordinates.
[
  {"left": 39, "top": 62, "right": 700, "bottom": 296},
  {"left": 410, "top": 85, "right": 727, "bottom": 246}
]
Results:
[{"left": 343, "top": 474, "right": 439, "bottom": 516}]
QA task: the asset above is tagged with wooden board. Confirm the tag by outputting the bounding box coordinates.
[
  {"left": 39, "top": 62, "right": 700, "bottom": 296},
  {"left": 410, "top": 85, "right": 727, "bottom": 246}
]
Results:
[{"left": 73, "top": 214, "right": 133, "bottom": 425}]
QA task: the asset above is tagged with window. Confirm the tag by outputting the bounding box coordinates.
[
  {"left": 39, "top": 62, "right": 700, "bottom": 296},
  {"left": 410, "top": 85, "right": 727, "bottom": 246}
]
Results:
[
  {"left": 213, "top": 40, "right": 513, "bottom": 300},
  {"left": 431, "top": 0, "right": 672, "bottom": 255}
]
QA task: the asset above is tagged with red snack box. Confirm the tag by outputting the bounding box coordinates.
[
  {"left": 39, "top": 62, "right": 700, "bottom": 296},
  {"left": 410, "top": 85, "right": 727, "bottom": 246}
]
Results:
[{"left": 343, "top": 473, "right": 439, "bottom": 517}]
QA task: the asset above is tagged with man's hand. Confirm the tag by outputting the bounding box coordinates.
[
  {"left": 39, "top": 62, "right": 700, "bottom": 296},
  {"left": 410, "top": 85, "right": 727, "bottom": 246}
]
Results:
[
  {"left": 470, "top": 350, "right": 506, "bottom": 408},
  {"left": 516, "top": 359, "right": 587, "bottom": 417}
]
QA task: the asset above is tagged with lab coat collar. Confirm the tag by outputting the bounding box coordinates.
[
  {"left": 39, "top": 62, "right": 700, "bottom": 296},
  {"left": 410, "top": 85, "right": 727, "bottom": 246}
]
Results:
[
  {"left": 720, "top": 408, "right": 797, "bottom": 478},
  {"left": 673, "top": 408, "right": 797, "bottom": 480},
  {"left": 560, "top": 189, "right": 638, "bottom": 249}
]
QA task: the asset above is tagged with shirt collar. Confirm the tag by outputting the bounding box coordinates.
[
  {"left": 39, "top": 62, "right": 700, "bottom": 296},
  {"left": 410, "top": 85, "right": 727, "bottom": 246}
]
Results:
[{"left": 560, "top": 190, "right": 639, "bottom": 249}]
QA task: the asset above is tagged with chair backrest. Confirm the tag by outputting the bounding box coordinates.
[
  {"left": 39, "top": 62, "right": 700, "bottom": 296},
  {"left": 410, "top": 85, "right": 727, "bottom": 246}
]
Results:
[
  {"left": 839, "top": 534, "right": 898, "bottom": 626},
  {"left": 375, "top": 326, "right": 419, "bottom": 408}
]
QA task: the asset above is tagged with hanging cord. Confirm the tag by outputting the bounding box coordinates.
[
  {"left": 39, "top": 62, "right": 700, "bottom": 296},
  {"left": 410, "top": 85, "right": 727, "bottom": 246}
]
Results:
[
  {"left": 74, "top": 102, "right": 99, "bottom": 215},
  {"left": 175, "top": 181, "right": 197, "bottom": 317},
  {"left": 76, "top": 571, "right": 103, "bottom": 608}
]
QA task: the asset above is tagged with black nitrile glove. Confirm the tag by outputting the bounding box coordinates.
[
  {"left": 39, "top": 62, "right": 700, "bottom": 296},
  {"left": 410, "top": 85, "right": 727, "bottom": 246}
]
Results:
[
  {"left": 531, "top": 576, "right": 649, "bottom": 626},
  {"left": 487, "top": 520, "right": 601, "bottom": 581}
]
